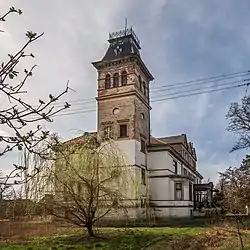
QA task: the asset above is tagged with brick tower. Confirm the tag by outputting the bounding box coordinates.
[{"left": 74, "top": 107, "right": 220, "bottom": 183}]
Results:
[
  {"left": 92, "top": 27, "right": 153, "bottom": 218},
  {"left": 92, "top": 27, "right": 153, "bottom": 145}
]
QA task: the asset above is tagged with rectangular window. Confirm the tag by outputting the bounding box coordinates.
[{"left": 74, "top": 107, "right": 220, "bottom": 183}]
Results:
[
  {"left": 141, "top": 139, "right": 146, "bottom": 153},
  {"left": 119, "top": 124, "right": 128, "bottom": 138},
  {"left": 141, "top": 197, "right": 146, "bottom": 208},
  {"left": 103, "top": 125, "right": 112, "bottom": 139},
  {"left": 173, "top": 160, "right": 178, "bottom": 174},
  {"left": 189, "top": 182, "right": 193, "bottom": 201},
  {"left": 175, "top": 182, "right": 183, "bottom": 201},
  {"left": 141, "top": 168, "right": 146, "bottom": 185}
]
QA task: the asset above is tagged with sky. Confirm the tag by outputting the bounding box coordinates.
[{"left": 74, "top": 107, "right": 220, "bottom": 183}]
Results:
[{"left": 0, "top": 0, "right": 249, "bottom": 182}]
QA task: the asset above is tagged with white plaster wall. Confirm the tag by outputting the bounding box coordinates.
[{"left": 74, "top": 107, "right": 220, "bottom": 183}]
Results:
[
  {"left": 148, "top": 151, "right": 182, "bottom": 174},
  {"left": 105, "top": 139, "right": 148, "bottom": 219},
  {"left": 148, "top": 150, "right": 194, "bottom": 218},
  {"left": 111, "top": 140, "right": 137, "bottom": 165},
  {"left": 149, "top": 177, "right": 172, "bottom": 201},
  {"left": 112, "top": 140, "right": 147, "bottom": 167},
  {"left": 154, "top": 207, "right": 192, "bottom": 217}
]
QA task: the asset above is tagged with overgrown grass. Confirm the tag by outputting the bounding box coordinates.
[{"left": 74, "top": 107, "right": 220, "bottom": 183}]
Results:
[
  {"left": 2, "top": 223, "right": 250, "bottom": 249},
  {"left": 0, "top": 227, "right": 205, "bottom": 250}
]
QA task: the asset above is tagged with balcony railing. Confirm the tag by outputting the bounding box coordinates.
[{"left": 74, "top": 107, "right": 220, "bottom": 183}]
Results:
[{"left": 109, "top": 27, "right": 140, "bottom": 46}]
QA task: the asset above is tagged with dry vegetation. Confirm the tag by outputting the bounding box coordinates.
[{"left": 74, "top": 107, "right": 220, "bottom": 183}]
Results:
[{"left": 1, "top": 221, "right": 250, "bottom": 249}]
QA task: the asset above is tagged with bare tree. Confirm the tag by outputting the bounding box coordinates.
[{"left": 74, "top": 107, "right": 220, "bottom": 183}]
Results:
[
  {"left": 40, "top": 135, "right": 138, "bottom": 237},
  {"left": 0, "top": 6, "right": 70, "bottom": 192},
  {"left": 218, "top": 156, "right": 250, "bottom": 250},
  {"left": 226, "top": 96, "right": 250, "bottom": 152},
  {"left": 0, "top": 171, "right": 15, "bottom": 200}
]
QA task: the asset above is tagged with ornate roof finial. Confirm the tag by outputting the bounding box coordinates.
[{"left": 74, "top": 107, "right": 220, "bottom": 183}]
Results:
[{"left": 124, "top": 18, "right": 128, "bottom": 35}]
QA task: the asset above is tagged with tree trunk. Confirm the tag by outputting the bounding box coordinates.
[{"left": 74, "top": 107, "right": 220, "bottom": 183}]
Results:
[
  {"left": 236, "top": 217, "right": 244, "bottom": 250},
  {"left": 86, "top": 221, "right": 95, "bottom": 237}
]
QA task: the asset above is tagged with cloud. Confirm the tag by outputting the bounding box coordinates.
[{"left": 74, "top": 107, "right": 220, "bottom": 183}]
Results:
[{"left": 1, "top": 0, "right": 250, "bottom": 182}]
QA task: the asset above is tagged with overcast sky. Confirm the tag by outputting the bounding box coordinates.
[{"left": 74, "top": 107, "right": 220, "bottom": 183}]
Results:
[{"left": 1, "top": 0, "right": 249, "bottom": 182}]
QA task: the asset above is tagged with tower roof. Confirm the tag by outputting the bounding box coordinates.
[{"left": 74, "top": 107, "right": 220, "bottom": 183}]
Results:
[
  {"left": 92, "top": 26, "right": 154, "bottom": 81},
  {"left": 101, "top": 27, "right": 141, "bottom": 62}
]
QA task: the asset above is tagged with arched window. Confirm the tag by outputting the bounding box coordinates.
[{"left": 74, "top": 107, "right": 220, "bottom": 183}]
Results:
[
  {"left": 121, "top": 71, "right": 127, "bottom": 86},
  {"left": 113, "top": 73, "right": 119, "bottom": 87},
  {"left": 105, "top": 74, "right": 111, "bottom": 89},
  {"left": 139, "top": 76, "right": 142, "bottom": 91},
  {"left": 142, "top": 81, "right": 146, "bottom": 95}
]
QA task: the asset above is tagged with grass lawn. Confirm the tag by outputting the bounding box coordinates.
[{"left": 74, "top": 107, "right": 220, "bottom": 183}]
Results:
[{"left": 1, "top": 222, "right": 250, "bottom": 249}]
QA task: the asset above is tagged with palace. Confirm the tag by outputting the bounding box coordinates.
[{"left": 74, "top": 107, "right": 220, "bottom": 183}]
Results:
[
  {"left": 24, "top": 27, "right": 213, "bottom": 220},
  {"left": 85, "top": 27, "right": 207, "bottom": 218}
]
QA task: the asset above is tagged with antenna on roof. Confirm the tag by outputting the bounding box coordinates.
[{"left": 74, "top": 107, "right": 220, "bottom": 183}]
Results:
[{"left": 124, "top": 18, "right": 128, "bottom": 35}]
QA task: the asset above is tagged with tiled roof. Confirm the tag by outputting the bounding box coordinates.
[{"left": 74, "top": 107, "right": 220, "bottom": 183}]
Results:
[
  {"left": 63, "top": 132, "right": 97, "bottom": 145},
  {"left": 150, "top": 136, "right": 167, "bottom": 145},
  {"left": 101, "top": 35, "right": 141, "bottom": 62},
  {"left": 150, "top": 134, "right": 197, "bottom": 161},
  {"left": 156, "top": 134, "right": 186, "bottom": 145}
]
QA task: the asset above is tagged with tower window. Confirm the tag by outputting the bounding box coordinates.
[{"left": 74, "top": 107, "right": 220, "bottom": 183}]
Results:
[
  {"left": 105, "top": 74, "right": 111, "bottom": 89},
  {"left": 142, "top": 81, "right": 146, "bottom": 95},
  {"left": 113, "top": 73, "right": 119, "bottom": 87},
  {"left": 121, "top": 71, "right": 127, "bottom": 86},
  {"left": 103, "top": 125, "right": 113, "bottom": 139},
  {"left": 139, "top": 75, "right": 142, "bottom": 91},
  {"left": 119, "top": 124, "right": 128, "bottom": 138},
  {"left": 113, "top": 108, "right": 120, "bottom": 115}
]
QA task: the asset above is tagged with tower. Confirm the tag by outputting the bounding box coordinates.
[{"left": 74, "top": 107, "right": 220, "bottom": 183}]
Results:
[
  {"left": 92, "top": 26, "right": 153, "bottom": 218},
  {"left": 92, "top": 27, "right": 154, "bottom": 145}
]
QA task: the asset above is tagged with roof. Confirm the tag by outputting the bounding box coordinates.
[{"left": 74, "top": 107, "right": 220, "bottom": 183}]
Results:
[
  {"left": 102, "top": 34, "right": 141, "bottom": 62},
  {"left": 149, "top": 134, "right": 201, "bottom": 178},
  {"left": 150, "top": 134, "right": 197, "bottom": 160},
  {"left": 63, "top": 132, "right": 97, "bottom": 145},
  {"left": 157, "top": 134, "right": 187, "bottom": 145},
  {"left": 92, "top": 29, "right": 154, "bottom": 81}
]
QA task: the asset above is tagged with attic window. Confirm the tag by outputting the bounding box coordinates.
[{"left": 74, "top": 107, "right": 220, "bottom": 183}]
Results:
[
  {"left": 113, "top": 73, "right": 119, "bottom": 87},
  {"left": 121, "top": 71, "right": 127, "bottom": 86},
  {"left": 105, "top": 74, "right": 111, "bottom": 89}
]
